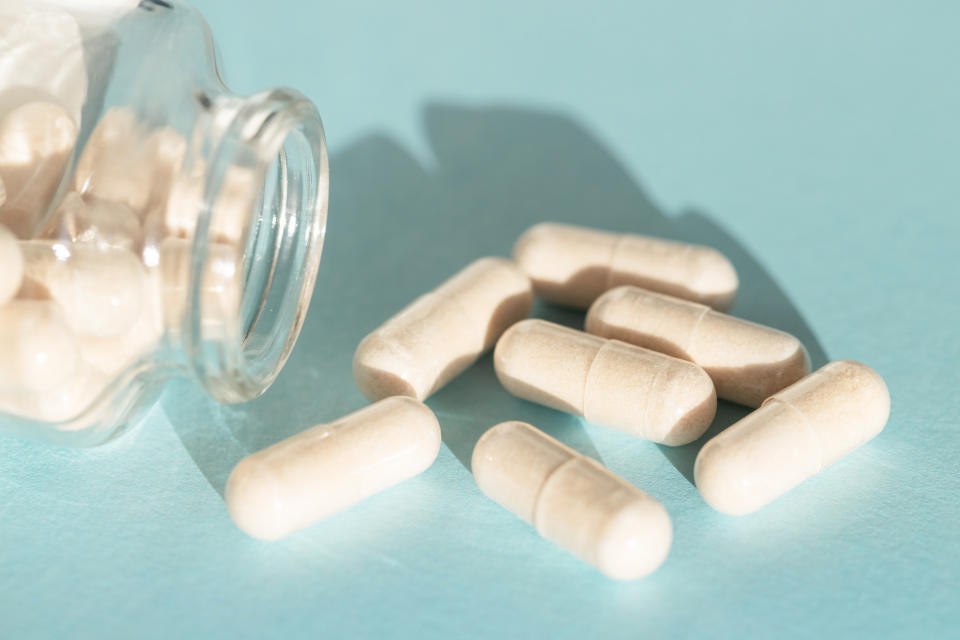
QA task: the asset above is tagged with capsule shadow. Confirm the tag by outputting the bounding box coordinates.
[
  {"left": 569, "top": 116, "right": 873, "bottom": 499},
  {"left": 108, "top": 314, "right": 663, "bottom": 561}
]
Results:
[
  {"left": 428, "top": 353, "right": 604, "bottom": 471},
  {"left": 656, "top": 400, "right": 751, "bottom": 485},
  {"left": 165, "top": 102, "right": 825, "bottom": 496}
]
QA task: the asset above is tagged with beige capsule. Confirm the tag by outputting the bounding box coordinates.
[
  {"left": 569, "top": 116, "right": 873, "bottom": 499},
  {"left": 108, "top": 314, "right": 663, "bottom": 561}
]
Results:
[
  {"left": 0, "top": 300, "right": 79, "bottom": 393},
  {"left": 165, "top": 164, "right": 259, "bottom": 245},
  {"left": 354, "top": 257, "right": 534, "bottom": 401},
  {"left": 512, "top": 222, "right": 738, "bottom": 310},
  {"left": 0, "top": 101, "right": 77, "bottom": 237},
  {"left": 0, "top": 174, "right": 5, "bottom": 208},
  {"left": 494, "top": 319, "right": 716, "bottom": 445},
  {"left": 0, "top": 223, "right": 23, "bottom": 304},
  {"left": 473, "top": 421, "right": 672, "bottom": 580},
  {"left": 695, "top": 360, "right": 890, "bottom": 515},
  {"left": 226, "top": 396, "right": 442, "bottom": 541},
  {"left": 43, "top": 192, "right": 142, "bottom": 252},
  {"left": 77, "top": 269, "right": 163, "bottom": 378},
  {"left": 586, "top": 286, "right": 811, "bottom": 407},
  {"left": 0, "top": 363, "right": 108, "bottom": 425},
  {"left": 0, "top": 2, "right": 87, "bottom": 124},
  {"left": 144, "top": 126, "right": 187, "bottom": 213},
  {"left": 73, "top": 108, "right": 153, "bottom": 215},
  {"left": 20, "top": 242, "right": 146, "bottom": 338},
  {"left": 155, "top": 237, "right": 242, "bottom": 335}
]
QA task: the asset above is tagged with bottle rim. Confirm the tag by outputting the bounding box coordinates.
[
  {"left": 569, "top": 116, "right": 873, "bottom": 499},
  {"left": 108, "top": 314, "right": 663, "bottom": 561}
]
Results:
[{"left": 187, "top": 87, "right": 329, "bottom": 403}]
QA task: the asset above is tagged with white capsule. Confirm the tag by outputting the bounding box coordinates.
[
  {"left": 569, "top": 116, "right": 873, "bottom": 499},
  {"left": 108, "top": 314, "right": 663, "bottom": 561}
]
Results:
[
  {"left": 695, "top": 360, "right": 890, "bottom": 515},
  {"left": 156, "top": 237, "right": 242, "bottom": 335},
  {"left": 0, "top": 300, "right": 79, "bottom": 393},
  {"left": 586, "top": 286, "right": 811, "bottom": 407},
  {"left": 165, "top": 164, "right": 259, "bottom": 245},
  {"left": 21, "top": 242, "right": 145, "bottom": 338},
  {"left": 77, "top": 269, "right": 162, "bottom": 377},
  {"left": 144, "top": 126, "right": 187, "bottom": 213},
  {"left": 354, "top": 257, "right": 533, "bottom": 401},
  {"left": 43, "top": 192, "right": 142, "bottom": 252},
  {"left": 494, "top": 319, "right": 716, "bottom": 445},
  {"left": 73, "top": 108, "right": 153, "bottom": 214},
  {"left": 512, "top": 222, "right": 738, "bottom": 310},
  {"left": 0, "top": 223, "right": 23, "bottom": 304},
  {"left": 0, "top": 363, "right": 108, "bottom": 425},
  {"left": 473, "top": 421, "right": 672, "bottom": 580},
  {"left": 0, "top": 101, "right": 77, "bottom": 237},
  {"left": 226, "top": 396, "right": 442, "bottom": 541},
  {"left": 0, "top": 2, "right": 87, "bottom": 124}
]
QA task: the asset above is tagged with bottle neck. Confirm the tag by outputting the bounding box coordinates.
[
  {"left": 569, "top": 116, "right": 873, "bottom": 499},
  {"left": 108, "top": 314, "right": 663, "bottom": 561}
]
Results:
[{"left": 184, "top": 88, "right": 328, "bottom": 403}]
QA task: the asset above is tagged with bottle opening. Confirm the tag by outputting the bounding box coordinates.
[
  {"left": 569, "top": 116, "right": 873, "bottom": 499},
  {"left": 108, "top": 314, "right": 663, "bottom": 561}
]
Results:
[{"left": 190, "top": 89, "right": 328, "bottom": 402}]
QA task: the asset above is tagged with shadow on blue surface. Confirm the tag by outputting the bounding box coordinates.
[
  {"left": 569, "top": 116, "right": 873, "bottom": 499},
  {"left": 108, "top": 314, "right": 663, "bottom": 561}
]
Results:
[{"left": 163, "top": 103, "right": 827, "bottom": 495}]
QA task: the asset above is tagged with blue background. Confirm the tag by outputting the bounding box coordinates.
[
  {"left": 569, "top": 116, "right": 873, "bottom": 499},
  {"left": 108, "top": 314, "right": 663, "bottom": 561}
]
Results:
[{"left": 2, "top": 1, "right": 958, "bottom": 637}]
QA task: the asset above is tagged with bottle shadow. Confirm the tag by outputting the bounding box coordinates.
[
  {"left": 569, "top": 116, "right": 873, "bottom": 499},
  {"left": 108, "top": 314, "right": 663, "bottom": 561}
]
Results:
[{"left": 163, "top": 102, "right": 826, "bottom": 495}]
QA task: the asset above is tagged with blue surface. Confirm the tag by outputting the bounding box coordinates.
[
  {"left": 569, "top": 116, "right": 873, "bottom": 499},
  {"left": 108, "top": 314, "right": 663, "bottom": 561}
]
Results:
[{"left": 2, "top": 1, "right": 958, "bottom": 637}]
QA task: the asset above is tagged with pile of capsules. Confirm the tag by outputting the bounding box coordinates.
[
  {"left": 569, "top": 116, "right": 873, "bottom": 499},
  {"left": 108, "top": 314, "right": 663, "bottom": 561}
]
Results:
[
  {"left": 0, "top": 101, "right": 253, "bottom": 425},
  {"left": 225, "top": 222, "right": 890, "bottom": 581}
]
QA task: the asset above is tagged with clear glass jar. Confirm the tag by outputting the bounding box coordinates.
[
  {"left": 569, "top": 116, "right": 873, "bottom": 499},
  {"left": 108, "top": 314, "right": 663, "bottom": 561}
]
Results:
[{"left": 0, "top": 0, "right": 330, "bottom": 446}]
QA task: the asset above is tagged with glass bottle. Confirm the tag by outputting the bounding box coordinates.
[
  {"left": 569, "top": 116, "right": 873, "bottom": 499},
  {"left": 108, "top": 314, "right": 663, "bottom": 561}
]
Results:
[{"left": 0, "top": 0, "right": 330, "bottom": 446}]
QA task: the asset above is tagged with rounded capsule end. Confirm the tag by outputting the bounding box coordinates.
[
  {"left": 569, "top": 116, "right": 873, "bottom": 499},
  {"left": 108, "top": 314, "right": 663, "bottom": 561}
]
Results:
[
  {"left": 693, "top": 438, "right": 758, "bottom": 516},
  {"left": 595, "top": 496, "right": 673, "bottom": 580},
  {"left": 225, "top": 457, "right": 291, "bottom": 541},
  {"left": 657, "top": 362, "right": 717, "bottom": 446},
  {"left": 694, "top": 249, "right": 739, "bottom": 311},
  {"left": 352, "top": 334, "right": 422, "bottom": 401}
]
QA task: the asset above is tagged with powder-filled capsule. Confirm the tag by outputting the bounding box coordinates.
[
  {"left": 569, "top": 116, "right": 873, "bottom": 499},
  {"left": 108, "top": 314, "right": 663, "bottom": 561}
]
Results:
[
  {"left": 0, "top": 223, "right": 23, "bottom": 304},
  {"left": 77, "top": 270, "right": 162, "bottom": 377},
  {"left": 0, "top": 301, "right": 79, "bottom": 394},
  {"left": 0, "top": 364, "right": 108, "bottom": 425},
  {"left": 695, "top": 360, "right": 890, "bottom": 515},
  {"left": 0, "top": 101, "right": 77, "bottom": 237},
  {"left": 226, "top": 396, "right": 442, "bottom": 540},
  {"left": 73, "top": 107, "right": 153, "bottom": 214},
  {"left": 354, "top": 257, "right": 533, "bottom": 401},
  {"left": 165, "top": 164, "right": 259, "bottom": 245},
  {"left": 155, "top": 237, "right": 241, "bottom": 336},
  {"left": 21, "top": 242, "right": 146, "bottom": 338},
  {"left": 586, "top": 286, "right": 811, "bottom": 407},
  {"left": 512, "top": 222, "right": 738, "bottom": 310},
  {"left": 43, "top": 192, "right": 142, "bottom": 252},
  {"left": 473, "top": 421, "right": 672, "bottom": 580},
  {"left": 494, "top": 319, "right": 716, "bottom": 445}
]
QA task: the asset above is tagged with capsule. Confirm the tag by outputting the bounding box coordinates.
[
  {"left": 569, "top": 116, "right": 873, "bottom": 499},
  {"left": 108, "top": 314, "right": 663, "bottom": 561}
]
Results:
[
  {"left": 586, "top": 286, "right": 811, "bottom": 407},
  {"left": 695, "top": 360, "right": 890, "bottom": 515},
  {"left": 156, "top": 237, "right": 242, "bottom": 336},
  {"left": 512, "top": 222, "right": 738, "bottom": 310},
  {"left": 0, "top": 364, "right": 108, "bottom": 425},
  {"left": 0, "top": 223, "right": 23, "bottom": 304},
  {"left": 74, "top": 107, "right": 154, "bottom": 215},
  {"left": 0, "top": 3, "right": 87, "bottom": 124},
  {"left": 473, "top": 421, "right": 672, "bottom": 580},
  {"left": 0, "top": 175, "right": 5, "bottom": 208},
  {"left": 354, "top": 257, "right": 533, "bottom": 401},
  {"left": 77, "top": 270, "right": 163, "bottom": 377},
  {"left": 226, "top": 396, "right": 442, "bottom": 540},
  {"left": 166, "top": 164, "right": 259, "bottom": 245},
  {"left": 494, "top": 319, "right": 716, "bottom": 445},
  {"left": 0, "top": 101, "right": 77, "bottom": 237},
  {"left": 144, "top": 126, "right": 187, "bottom": 213},
  {"left": 21, "top": 242, "right": 146, "bottom": 338},
  {"left": 43, "top": 192, "right": 142, "bottom": 252},
  {"left": 0, "top": 301, "right": 79, "bottom": 394}
]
